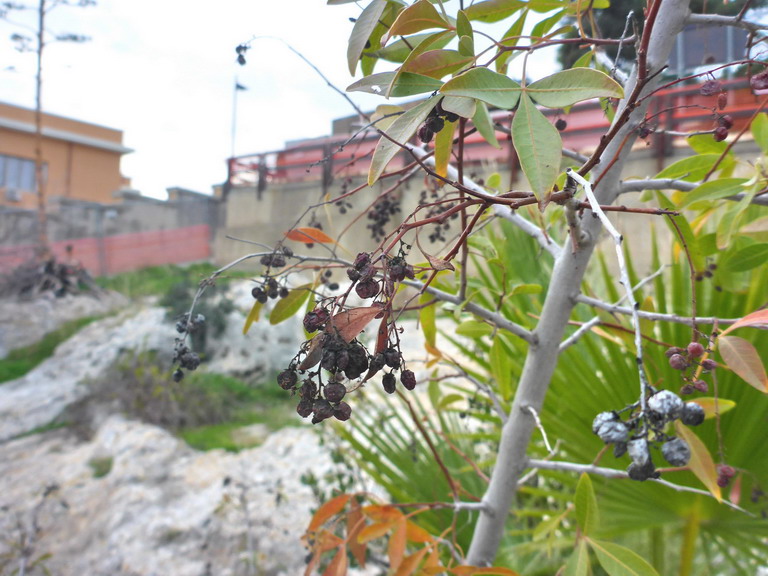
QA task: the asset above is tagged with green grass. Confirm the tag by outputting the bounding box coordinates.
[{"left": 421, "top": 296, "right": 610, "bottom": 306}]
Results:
[
  {"left": 96, "top": 262, "right": 251, "bottom": 300},
  {"left": 176, "top": 372, "right": 296, "bottom": 452},
  {"left": 0, "top": 316, "right": 99, "bottom": 384}
]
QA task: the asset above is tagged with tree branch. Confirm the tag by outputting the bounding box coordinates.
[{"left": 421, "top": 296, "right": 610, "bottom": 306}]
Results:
[
  {"left": 575, "top": 294, "right": 743, "bottom": 326},
  {"left": 688, "top": 12, "right": 768, "bottom": 33}
]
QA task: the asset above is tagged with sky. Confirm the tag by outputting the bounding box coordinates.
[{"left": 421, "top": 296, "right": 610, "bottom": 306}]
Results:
[{"left": 0, "top": 1, "right": 561, "bottom": 199}]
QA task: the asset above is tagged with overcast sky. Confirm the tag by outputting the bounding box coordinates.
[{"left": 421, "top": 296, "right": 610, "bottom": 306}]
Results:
[{"left": 0, "top": 1, "right": 558, "bottom": 199}]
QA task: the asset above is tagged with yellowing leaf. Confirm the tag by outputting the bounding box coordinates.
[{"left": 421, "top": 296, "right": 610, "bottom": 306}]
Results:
[
  {"left": 363, "top": 504, "right": 404, "bottom": 522},
  {"left": 308, "top": 494, "right": 351, "bottom": 532},
  {"left": 419, "top": 293, "right": 437, "bottom": 347},
  {"left": 395, "top": 548, "right": 429, "bottom": 576},
  {"left": 717, "top": 335, "right": 768, "bottom": 392},
  {"left": 675, "top": 422, "right": 722, "bottom": 502},
  {"left": 242, "top": 300, "right": 263, "bottom": 335},
  {"left": 388, "top": 517, "right": 407, "bottom": 572},
  {"left": 434, "top": 119, "right": 456, "bottom": 177},
  {"left": 322, "top": 546, "right": 348, "bottom": 576},
  {"left": 691, "top": 397, "right": 736, "bottom": 419},
  {"left": 286, "top": 227, "right": 336, "bottom": 244}
]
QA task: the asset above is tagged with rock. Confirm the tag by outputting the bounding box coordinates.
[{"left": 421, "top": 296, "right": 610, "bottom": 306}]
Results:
[
  {"left": 0, "top": 290, "right": 128, "bottom": 358},
  {"left": 0, "top": 415, "right": 347, "bottom": 576}
]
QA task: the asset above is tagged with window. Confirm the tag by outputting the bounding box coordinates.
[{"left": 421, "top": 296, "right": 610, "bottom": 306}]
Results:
[{"left": 0, "top": 154, "right": 44, "bottom": 196}]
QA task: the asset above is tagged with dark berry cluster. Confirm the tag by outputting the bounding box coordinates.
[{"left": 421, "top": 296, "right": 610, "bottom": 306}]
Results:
[
  {"left": 417, "top": 101, "right": 459, "bottom": 144},
  {"left": 251, "top": 277, "right": 290, "bottom": 304},
  {"left": 418, "top": 189, "right": 459, "bottom": 243},
  {"left": 260, "top": 245, "right": 292, "bottom": 269},
  {"left": 171, "top": 313, "right": 206, "bottom": 382},
  {"left": 367, "top": 195, "right": 401, "bottom": 242},
  {"left": 665, "top": 340, "right": 717, "bottom": 396},
  {"left": 592, "top": 389, "right": 705, "bottom": 481}
]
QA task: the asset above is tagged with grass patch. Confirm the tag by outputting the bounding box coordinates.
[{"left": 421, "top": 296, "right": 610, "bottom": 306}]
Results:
[
  {"left": 88, "top": 456, "right": 113, "bottom": 478},
  {"left": 96, "top": 262, "right": 250, "bottom": 300},
  {"left": 0, "top": 316, "right": 99, "bottom": 384},
  {"left": 177, "top": 372, "right": 295, "bottom": 452}
]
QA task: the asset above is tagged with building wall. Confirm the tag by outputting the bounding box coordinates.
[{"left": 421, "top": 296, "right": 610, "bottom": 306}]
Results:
[{"left": 0, "top": 102, "right": 129, "bottom": 209}]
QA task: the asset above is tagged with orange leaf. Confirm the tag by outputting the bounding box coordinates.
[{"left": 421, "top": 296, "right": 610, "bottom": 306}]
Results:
[
  {"left": 422, "top": 546, "right": 445, "bottom": 571},
  {"left": 405, "top": 520, "right": 434, "bottom": 544},
  {"left": 675, "top": 421, "right": 722, "bottom": 502},
  {"left": 330, "top": 306, "right": 384, "bottom": 343},
  {"left": 690, "top": 397, "right": 736, "bottom": 419},
  {"left": 358, "top": 521, "right": 395, "bottom": 544},
  {"left": 363, "top": 504, "right": 404, "bottom": 522},
  {"left": 323, "top": 546, "right": 348, "bottom": 576},
  {"left": 346, "top": 498, "right": 367, "bottom": 568},
  {"left": 718, "top": 335, "right": 768, "bottom": 392},
  {"left": 451, "top": 567, "right": 522, "bottom": 575},
  {"left": 286, "top": 226, "right": 336, "bottom": 244},
  {"left": 720, "top": 309, "right": 768, "bottom": 336},
  {"left": 395, "top": 547, "right": 429, "bottom": 576},
  {"left": 388, "top": 517, "right": 407, "bottom": 572},
  {"left": 309, "top": 494, "right": 351, "bottom": 532},
  {"left": 363, "top": 312, "right": 391, "bottom": 383}
]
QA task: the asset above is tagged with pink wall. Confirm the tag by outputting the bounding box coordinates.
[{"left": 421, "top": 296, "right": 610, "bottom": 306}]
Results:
[{"left": 0, "top": 224, "right": 211, "bottom": 276}]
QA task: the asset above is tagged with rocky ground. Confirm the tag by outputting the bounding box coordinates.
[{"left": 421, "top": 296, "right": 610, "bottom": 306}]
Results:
[{"left": 0, "top": 287, "right": 373, "bottom": 576}]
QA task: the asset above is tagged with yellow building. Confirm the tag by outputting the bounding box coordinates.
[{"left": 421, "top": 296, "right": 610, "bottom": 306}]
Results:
[{"left": 0, "top": 101, "right": 131, "bottom": 209}]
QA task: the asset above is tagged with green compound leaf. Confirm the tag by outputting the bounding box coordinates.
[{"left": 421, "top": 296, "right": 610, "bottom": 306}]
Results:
[
  {"left": 269, "top": 283, "right": 312, "bottom": 325},
  {"left": 369, "top": 96, "right": 437, "bottom": 186},
  {"left": 512, "top": 93, "right": 562, "bottom": 202},
  {"left": 588, "top": 539, "right": 660, "bottom": 576},
  {"left": 441, "top": 67, "right": 522, "bottom": 109},
  {"left": 386, "top": 0, "right": 450, "bottom": 40},
  {"left": 348, "top": 71, "right": 443, "bottom": 97},
  {"left": 575, "top": 473, "right": 599, "bottom": 535},
  {"left": 464, "top": 0, "right": 525, "bottom": 23},
  {"left": 347, "top": 0, "right": 388, "bottom": 75},
  {"left": 677, "top": 178, "right": 748, "bottom": 210},
  {"left": 526, "top": 68, "right": 623, "bottom": 108},
  {"left": 472, "top": 101, "right": 500, "bottom": 148},
  {"left": 563, "top": 540, "right": 590, "bottom": 576},
  {"left": 402, "top": 49, "right": 474, "bottom": 79}
]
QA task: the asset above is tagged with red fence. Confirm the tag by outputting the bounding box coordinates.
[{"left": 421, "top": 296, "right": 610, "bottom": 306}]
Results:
[{"left": 0, "top": 224, "right": 211, "bottom": 276}]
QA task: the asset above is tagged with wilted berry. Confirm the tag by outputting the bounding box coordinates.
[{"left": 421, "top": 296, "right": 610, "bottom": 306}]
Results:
[
  {"left": 347, "top": 268, "right": 361, "bottom": 281},
  {"left": 400, "top": 369, "right": 417, "bottom": 390},
  {"left": 687, "top": 342, "right": 705, "bottom": 358},
  {"left": 312, "top": 399, "right": 335, "bottom": 424},
  {"left": 613, "top": 442, "right": 628, "bottom": 458},
  {"left": 680, "top": 384, "right": 695, "bottom": 395},
  {"left": 701, "top": 359, "right": 718, "bottom": 371},
  {"left": 344, "top": 343, "right": 369, "bottom": 379},
  {"left": 718, "top": 114, "right": 734, "bottom": 129},
  {"left": 180, "top": 351, "right": 201, "bottom": 371},
  {"left": 717, "top": 92, "right": 727, "bottom": 110},
  {"left": 555, "top": 118, "right": 567, "bottom": 131},
  {"left": 417, "top": 124, "right": 434, "bottom": 144},
  {"left": 426, "top": 115, "right": 445, "bottom": 134},
  {"left": 383, "top": 347, "right": 401, "bottom": 369},
  {"left": 444, "top": 111, "right": 459, "bottom": 123},
  {"left": 628, "top": 438, "right": 650, "bottom": 467},
  {"left": 251, "top": 287, "right": 268, "bottom": 303},
  {"left": 597, "top": 420, "right": 629, "bottom": 444},
  {"left": 324, "top": 382, "right": 347, "bottom": 403},
  {"left": 627, "top": 460, "right": 658, "bottom": 481},
  {"left": 665, "top": 347, "right": 685, "bottom": 358},
  {"left": 751, "top": 69, "right": 768, "bottom": 91},
  {"left": 700, "top": 79, "right": 721, "bottom": 96},
  {"left": 369, "top": 353, "right": 386, "bottom": 375},
  {"left": 172, "top": 369, "right": 184, "bottom": 383},
  {"left": 669, "top": 353, "right": 689, "bottom": 370},
  {"left": 297, "top": 398, "right": 314, "bottom": 418},
  {"left": 334, "top": 401, "right": 352, "bottom": 421},
  {"left": 277, "top": 370, "right": 298, "bottom": 390},
  {"left": 303, "top": 309, "right": 330, "bottom": 332},
  {"left": 592, "top": 411, "right": 618, "bottom": 434},
  {"left": 355, "top": 278, "right": 379, "bottom": 299},
  {"left": 713, "top": 126, "right": 729, "bottom": 142},
  {"left": 353, "top": 252, "right": 371, "bottom": 270},
  {"left": 681, "top": 402, "right": 705, "bottom": 426},
  {"left": 648, "top": 390, "right": 684, "bottom": 422},
  {"left": 281, "top": 245, "right": 294, "bottom": 257},
  {"left": 382, "top": 372, "right": 397, "bottom": 394},
  {"left": 692, "top": 379, "right": 708, "bottom": 393},
  {"left": 662, "top": 437, "right": 691, "bottom": 467},
  {"left": 175, "top": 320, "right": 187, "bottom": 334}
]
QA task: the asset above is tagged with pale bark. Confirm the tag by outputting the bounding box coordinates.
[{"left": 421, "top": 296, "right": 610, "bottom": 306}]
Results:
[{"left": 465, "top": 0, "right": 693, "bottom": 565}]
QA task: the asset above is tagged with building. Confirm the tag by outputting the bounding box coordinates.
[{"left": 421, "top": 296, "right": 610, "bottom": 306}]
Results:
[{"left": 0, "top": 101, "right": 132, "bottom": 209}]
